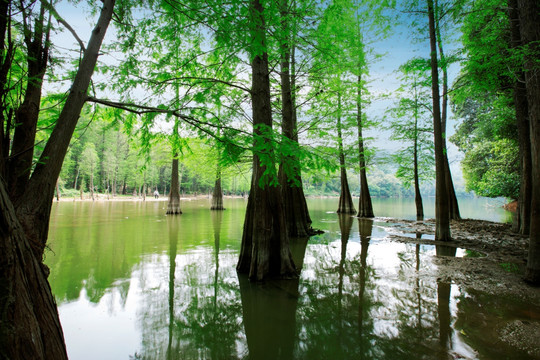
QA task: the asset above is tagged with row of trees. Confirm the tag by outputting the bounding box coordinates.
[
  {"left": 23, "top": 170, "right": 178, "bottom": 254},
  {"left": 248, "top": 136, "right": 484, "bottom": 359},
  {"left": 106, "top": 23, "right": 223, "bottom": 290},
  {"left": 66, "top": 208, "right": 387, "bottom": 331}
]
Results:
[{"left": 1, "top": 0, "right": 539, "bottom": 358}]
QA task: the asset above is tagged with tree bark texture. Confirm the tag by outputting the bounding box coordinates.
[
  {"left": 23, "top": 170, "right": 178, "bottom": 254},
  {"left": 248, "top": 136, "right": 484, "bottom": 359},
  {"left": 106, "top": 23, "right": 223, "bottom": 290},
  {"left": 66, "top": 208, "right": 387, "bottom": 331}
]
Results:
[
  {"left": 435, "top": 13, "right": 460, "bottom": 221},
  {"left": 277, "top": 0, "right": 314, "bottom": 237},
  {"left": 517, "top": 0, "right": 540, "bottom": 284},
  {"left": 413, "top": 134, "right": 424, "bottom": 221},
  {"left": 211, "top": 170, "right": 225, "bottom": 210},
  {"left": 356, "top": 75, "right": 374, "bottom": 218},
  {"left": 7, "top": 2, "right": 49, "bottom": 202},
  {"left": 336, "top": 93, "right": 356, "bottom": 214},
  {"left": 0, "top": 1, "right": 115, "bottom": 357},
  {"left": 167, "top": 157, "right": 182, "bottom": 214},
  {"left": 0, "top": 180, "right": 68, "bottom": 359},
  {"left": 427, "top": 0, "right": 451, "bottom": 241},
  {"left": 15, "top": 0, "right": 116, "bottom": 259},
  {"left": 508, "top": 0, "right": 532, "bottom": 235},
  {"left": 237, "top": 0, "right": 296, "bottom": 281}
]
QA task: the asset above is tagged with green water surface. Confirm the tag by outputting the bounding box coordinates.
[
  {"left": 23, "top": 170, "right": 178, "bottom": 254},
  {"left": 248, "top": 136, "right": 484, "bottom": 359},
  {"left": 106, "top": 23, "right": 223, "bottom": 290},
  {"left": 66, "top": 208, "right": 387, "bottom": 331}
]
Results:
[{"left": 45, "top": 197, "right": 536, "bottom": 360}]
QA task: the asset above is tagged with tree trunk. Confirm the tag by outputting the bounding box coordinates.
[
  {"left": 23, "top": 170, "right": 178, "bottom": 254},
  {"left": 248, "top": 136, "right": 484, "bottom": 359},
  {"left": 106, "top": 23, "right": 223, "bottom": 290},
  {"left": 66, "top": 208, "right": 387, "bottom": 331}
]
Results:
[
  {"left": 277, "top": 0, "right": 315, "bottom": 237},
  {"left": 210, "top": 168, "right": 225, "bottom": 210},
  {"left": 427, "top": 0, "right": 451, "bottom": 241},
  {"left": 413, "top": 132, "right": 424, "bottom": 221},
  {"left": 237, "top": 0, "right": 296, "bottom": 281},
  {"left": 336, "top": 92, "right": 356, "bottom": 214},
  {"left": 7, "top": 2, "right": 49, "bottom": 203},
  {"left": 508, "top": 0, "right": 532, "bottom": 235},
  {"left": 517, "top": 0, "right": 540, "bottom": 284},
  {"left": 15, "top": 0, "right": 116, "bottom": 259},
  {"left": 0, "top": 2, "right": 115, "bottom": 356},
  {"left": 0, "top": 180, "right": 68, "bottom": 360},
  {"left": 167, "top": 157, "right": 182, "bottom": 214},
  {"left": 55, "top": 178, "right": 60, "bottom": 202},
  {"left": 435, "top": 0, "right": 461, "bottom": 221},
  {"left": 356, "top": 75, "right": 374, "bottom": 218}
]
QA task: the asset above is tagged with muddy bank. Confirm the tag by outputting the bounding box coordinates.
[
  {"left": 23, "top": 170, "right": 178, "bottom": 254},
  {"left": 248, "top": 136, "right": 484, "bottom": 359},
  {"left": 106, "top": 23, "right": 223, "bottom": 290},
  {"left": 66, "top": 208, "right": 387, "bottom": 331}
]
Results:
[{"left": 382, "top": 217, "right": 540, "bottom": 358}]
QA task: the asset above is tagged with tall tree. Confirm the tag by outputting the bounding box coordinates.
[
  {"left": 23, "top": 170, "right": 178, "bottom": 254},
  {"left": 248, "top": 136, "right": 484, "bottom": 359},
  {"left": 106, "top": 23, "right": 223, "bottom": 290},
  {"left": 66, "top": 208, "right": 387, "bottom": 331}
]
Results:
[
  {"left": 0, "top": 0, "right": 116, "bottom": 357},
  {"left": 336, "top": 91, "right": 357, "bottom": 214},
  {"left": 434, "top": 0, "right": 461, "bottom": 221},
  {"left": 508, "top": 0, "right": 531, "bottom": 235},
  {"left": 517, "top": 0, "right": 540, "bottom": 284},
  {"left": 427, "top": 0, "right": 451, "bottom": 241},
  {"left": 167, "top": 120, "right": 182, "bottom": 214},
  {"left": 277, "top": 0, "right": 316, "bottom": 236},
  {"left": 388, "top": 58, "right": 435, "bottom": 221},
  {"left": 236, "top": 0, "right": 297, "bottom": 280}
]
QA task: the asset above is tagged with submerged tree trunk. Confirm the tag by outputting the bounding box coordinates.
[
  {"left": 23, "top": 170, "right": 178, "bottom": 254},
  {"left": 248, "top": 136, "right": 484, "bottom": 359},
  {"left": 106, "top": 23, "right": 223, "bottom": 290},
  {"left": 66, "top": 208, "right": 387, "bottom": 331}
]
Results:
[
  {"left": 167, "top": 157, "right": 182, "bottom": 214},
  {"left": 427, "top": 0, "right": 450, "bottom": 241},
  {"left": 277, "top": 0, "right": 315, "bottom": 237},
  {"left": 517, "top": 0, "right": 540, "bottom": 284},
  {"left": 336, "top": 92, "right": 356, "bottom": 214},
  {"left": 356, "top": 75, "right": 374, "bottom": 218},
  {"left": 237, "top": 0, "right": 296, "bottom": 281},
  {"left": 508, "top": 0, "right": 532, "bottom": 235},
  {"left": 413, "top": 135, "right": 424, "bottom": 221},
  {"left": 211, "top": 167, "right": 225, "bottom": 210}
]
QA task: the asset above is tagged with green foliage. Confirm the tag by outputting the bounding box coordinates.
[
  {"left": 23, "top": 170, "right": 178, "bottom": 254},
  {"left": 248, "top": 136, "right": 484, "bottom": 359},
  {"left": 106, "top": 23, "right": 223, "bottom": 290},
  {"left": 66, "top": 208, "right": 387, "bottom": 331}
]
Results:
[
  {"left": 387, "top": 58, "right": 435, "bottom": 188},
  {"left": 461, "top": 139, "right": 519, "bottom": 199},
  {"left": 449, "top": 0, "right": 521, "bottom": 200}
]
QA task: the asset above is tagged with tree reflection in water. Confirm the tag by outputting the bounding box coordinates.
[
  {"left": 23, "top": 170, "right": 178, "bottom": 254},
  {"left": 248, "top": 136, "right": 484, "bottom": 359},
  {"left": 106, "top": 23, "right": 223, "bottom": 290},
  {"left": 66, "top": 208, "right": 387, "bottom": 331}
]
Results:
[{"left": 135, "top": 212, "right": 244, "bottom": 360}]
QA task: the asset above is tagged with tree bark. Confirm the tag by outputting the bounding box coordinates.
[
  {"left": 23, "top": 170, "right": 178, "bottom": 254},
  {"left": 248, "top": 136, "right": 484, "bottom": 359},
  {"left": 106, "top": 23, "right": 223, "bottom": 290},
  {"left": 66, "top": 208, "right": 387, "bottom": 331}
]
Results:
[
  {"left": 508, "top": 0, "right": 532, "bottom": 235},
  {"left": 336, "top": 92, "right": 356, "bottom": 214},
  {"left": 0, "top": 1, "right": 115, "bottom": 357},
  {"left": 277, "top": 0, "right": 315, "bottom": 237},
  {"left": 167, "top": 157, "right": 182, "bottom": 214},
  {"left": 7, "top": 2, "right": 50, "bottom": 202},
  {"left": 427, "top": 0, "right": 451, "bottom": 241},
  {"left": 517, "top": 0, "right": 540, "bottom": 284},
  {"left": 15, "top": 0, "right": 116, "bottom": 258},
  {"left": 356, "top": 74, "right": 374, "bottom": 218},
  {"left": 237, "top": 0, "right": 296, "bottom": 281},
  {"left": 413, "top": 124, "right": 424, "bottom": 221},
  {"left": 434, "top": 0, "right": 460, "bottom": 221},
  {"left": 210, "top": 167, "right": 225, "bottom": 210},
  {"left": 0, "top": 180, "right": 68, "bottom": 359}
]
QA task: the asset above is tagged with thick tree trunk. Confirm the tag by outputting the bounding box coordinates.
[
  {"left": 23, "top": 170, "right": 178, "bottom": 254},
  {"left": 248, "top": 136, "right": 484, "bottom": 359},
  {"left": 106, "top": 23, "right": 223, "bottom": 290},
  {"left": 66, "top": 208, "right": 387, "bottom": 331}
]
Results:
[
  {"left": 427, "top": 0, "right": 451, "bottom": 241},
  {"left": 167, "top": 157, "right": 182, "bottom": 214},
  {"left": 7, "top": 2, "right": 49, "bottom": 202},
  {"left": 277, "top": 0, "right": 315, "bottom": 237},
  {"left": 356, "top": 75, "right": 374, "bottom": 218},
  {"left": 0, "top": 2, "right": 115, "bottom": 357},
  {"left": 0, "top": 181, "right": 68, "bottom": 359},
  {"left": 237, "top": 0, "right": 296, "bottom": 281},
  {"left": 210, "top": 169, "right": 225, "bottom": 210},
  {"left": 15, "top": 0, "right": 116, "bottom": 258},
  {"left": 435, "top": 1, "right": 461, "bottom": 221},
  {"left": 517, "top": 0, "right": 540, "bottom": 284},
  {"left": 508, "top": 0, "right": 532, "bottom": 235},
  {"left": 336, "top": 93, "right": 356, "bottom": 214},
  {"left": 443, "top": 157, "right": 460, "bottom": 220}
]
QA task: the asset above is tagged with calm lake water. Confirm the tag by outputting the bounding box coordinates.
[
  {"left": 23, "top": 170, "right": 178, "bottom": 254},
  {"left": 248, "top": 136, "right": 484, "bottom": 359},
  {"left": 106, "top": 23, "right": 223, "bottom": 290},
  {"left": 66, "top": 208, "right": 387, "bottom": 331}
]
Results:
[{"left": 46, "top": 197, "right": 536, "bottom": 360}]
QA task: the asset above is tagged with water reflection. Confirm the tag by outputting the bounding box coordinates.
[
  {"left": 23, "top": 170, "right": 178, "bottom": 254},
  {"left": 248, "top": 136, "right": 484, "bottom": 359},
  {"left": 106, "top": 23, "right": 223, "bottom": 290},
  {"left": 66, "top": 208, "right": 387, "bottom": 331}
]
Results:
[
  {"left": 239, "top": 236, "right": 308, "bottom": 360},
  {"left": 45, "top": 199, "right": 530, "bottom": 360},
  {"left": 358, "top": 218, "right": 373, "bottom": 340}
]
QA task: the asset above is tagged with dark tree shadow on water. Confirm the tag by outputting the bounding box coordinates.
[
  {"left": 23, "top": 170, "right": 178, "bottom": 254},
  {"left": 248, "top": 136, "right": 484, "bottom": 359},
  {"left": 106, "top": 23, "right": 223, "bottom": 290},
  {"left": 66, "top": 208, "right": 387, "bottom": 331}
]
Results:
[{"left": 238, "top": 236, "right": 309, "bottom": 360}]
